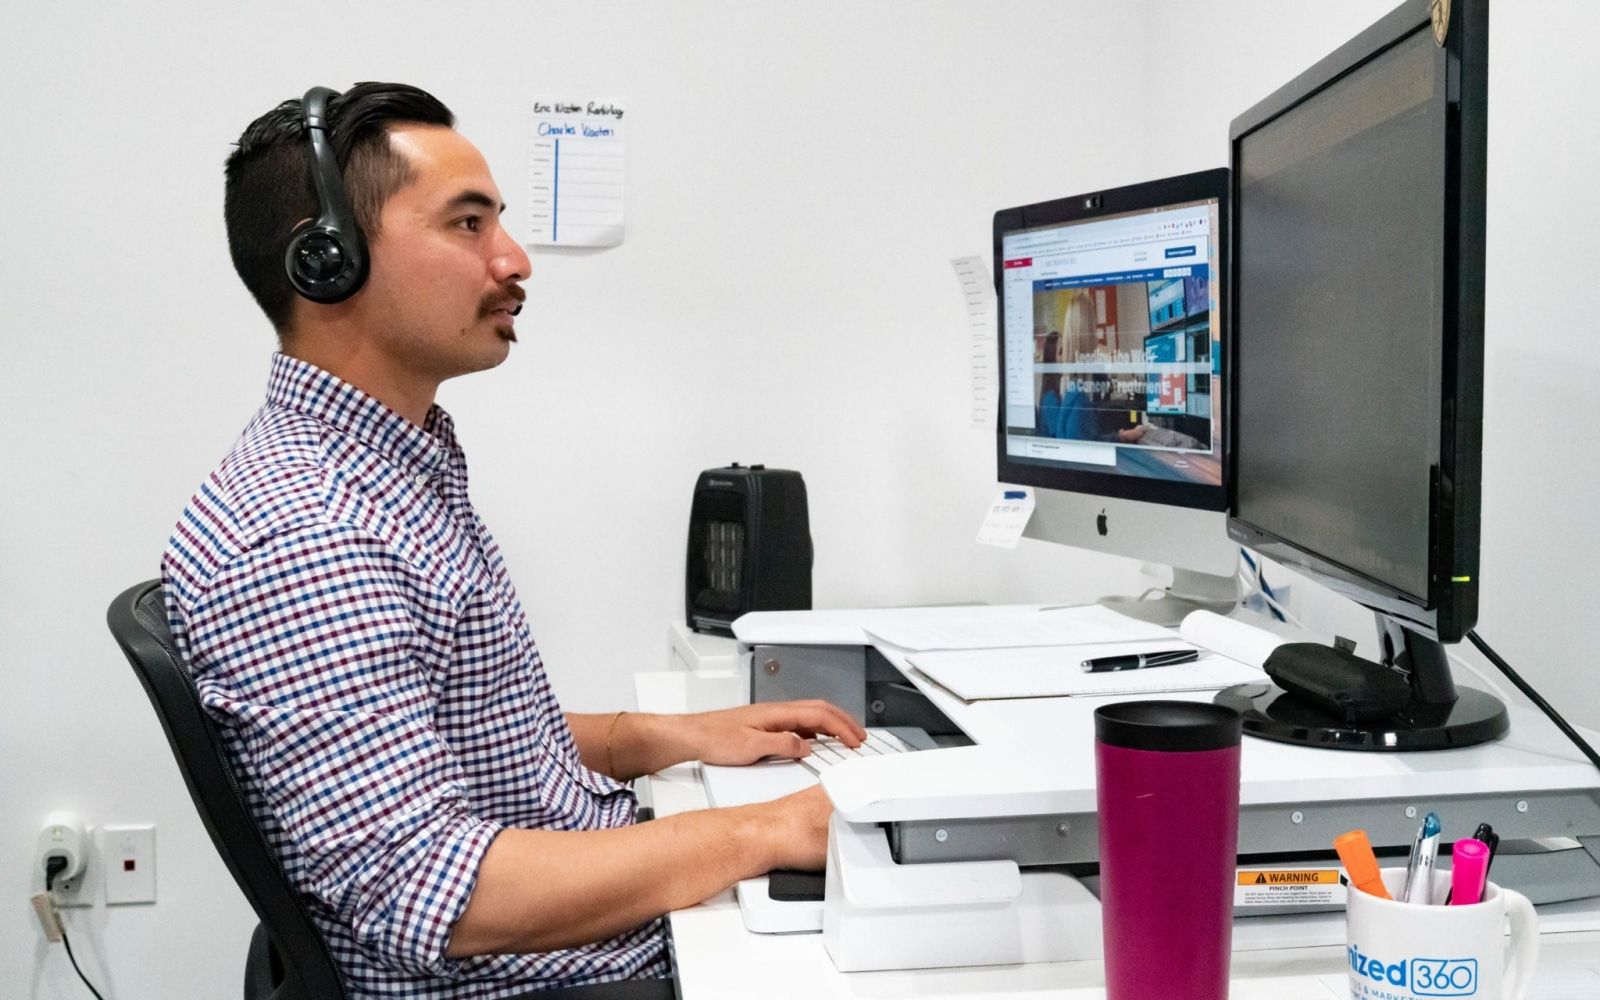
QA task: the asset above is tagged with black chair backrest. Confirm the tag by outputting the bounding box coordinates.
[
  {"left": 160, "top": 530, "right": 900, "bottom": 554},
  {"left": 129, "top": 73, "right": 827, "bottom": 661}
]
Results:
[{"left": 107, "top": 580, "right": 346, "bottom": 1000}]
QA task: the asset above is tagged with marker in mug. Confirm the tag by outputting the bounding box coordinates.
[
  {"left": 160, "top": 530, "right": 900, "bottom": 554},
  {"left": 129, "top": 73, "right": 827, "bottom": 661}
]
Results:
[
  {"left": 1333, "top": 829, "right": 1390, "bottom": 900},
  {"left": 1402, "top": 811, "right": 1442, "bottom": 904},
  {"left": 1450, "top": 837, "right": 1491, "bottom": 906},
  {"left": 1445, "top": 821, "right": 1500, "bottom": 903}
]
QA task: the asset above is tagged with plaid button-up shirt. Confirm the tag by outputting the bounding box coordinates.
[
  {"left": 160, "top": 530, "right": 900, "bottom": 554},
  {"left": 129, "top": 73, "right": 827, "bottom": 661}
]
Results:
[{"left": 162, "top": 353, "right": 668, "bottom": 998}]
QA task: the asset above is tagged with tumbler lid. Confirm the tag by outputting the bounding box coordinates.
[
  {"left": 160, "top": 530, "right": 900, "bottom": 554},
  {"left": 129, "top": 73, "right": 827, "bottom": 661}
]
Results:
[{"left": 1094, "top": 700, "right": 1243, "bottom": 752}]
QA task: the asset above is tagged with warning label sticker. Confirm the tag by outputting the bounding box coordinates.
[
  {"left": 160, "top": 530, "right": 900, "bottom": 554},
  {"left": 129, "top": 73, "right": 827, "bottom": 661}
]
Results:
[{"left": 1234, "top": 868, "right": 1346, "bottom": 908}]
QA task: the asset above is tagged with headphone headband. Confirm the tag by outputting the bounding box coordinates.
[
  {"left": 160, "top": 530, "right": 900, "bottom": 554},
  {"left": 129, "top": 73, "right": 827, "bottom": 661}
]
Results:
[{"left": 284, "top": 86, "right": 368, "bottom": 304}]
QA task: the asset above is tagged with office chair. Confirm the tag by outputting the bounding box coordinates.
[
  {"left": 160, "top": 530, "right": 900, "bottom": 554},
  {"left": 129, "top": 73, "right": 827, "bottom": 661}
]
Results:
[{"left": 108, "top": 580, "right": 674, "bottom": 1000}]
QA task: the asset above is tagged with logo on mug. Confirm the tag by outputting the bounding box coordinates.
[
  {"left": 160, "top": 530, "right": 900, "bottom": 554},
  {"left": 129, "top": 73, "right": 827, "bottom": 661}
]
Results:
[{"left": 1348, "top": 944, "right": 1479, "bottom": 997}]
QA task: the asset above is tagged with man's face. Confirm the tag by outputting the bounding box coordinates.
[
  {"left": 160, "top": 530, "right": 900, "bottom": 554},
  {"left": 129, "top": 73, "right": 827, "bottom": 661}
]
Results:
[{"left": 356, "top": 125, "right": 531, "bottom": 381}]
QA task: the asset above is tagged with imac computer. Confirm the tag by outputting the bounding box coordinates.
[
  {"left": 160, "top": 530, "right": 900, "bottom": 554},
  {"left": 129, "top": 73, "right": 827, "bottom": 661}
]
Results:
[
  {"left": 994, "top": 169, "right": 1238, "bottom": 625},
  {"left": 1216, "top": 0, "right": 1507, "bottom": 750}
]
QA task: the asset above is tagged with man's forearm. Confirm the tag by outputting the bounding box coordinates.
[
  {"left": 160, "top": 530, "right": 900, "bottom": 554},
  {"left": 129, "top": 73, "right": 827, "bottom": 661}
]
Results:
[
  {"left": 446, "top": 800, "right": 784, "bottom": 956},
  {"left": 566, "top": 711, "right": 689, "bottom": 780}
]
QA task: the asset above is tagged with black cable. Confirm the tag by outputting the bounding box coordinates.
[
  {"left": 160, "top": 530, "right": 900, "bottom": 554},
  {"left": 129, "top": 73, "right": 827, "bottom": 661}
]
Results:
[
  {"left": 58, "top": 924, "right": 108, "bottom": 1000},
  {"left": 1467, "top": 629, "right": 1600, "bottom": 773},
  {"left": 43, "top": 856, "right": 108, "bottom": 1000}
]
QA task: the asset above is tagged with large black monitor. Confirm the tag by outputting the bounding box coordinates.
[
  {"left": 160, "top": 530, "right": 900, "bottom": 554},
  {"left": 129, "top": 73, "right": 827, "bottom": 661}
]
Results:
[
  {"left": 1218, "top": 0, "right": 1506, "bottom": 749},
  {"left": 994, "top": 169, "right": 1239, "bottom": 625}
]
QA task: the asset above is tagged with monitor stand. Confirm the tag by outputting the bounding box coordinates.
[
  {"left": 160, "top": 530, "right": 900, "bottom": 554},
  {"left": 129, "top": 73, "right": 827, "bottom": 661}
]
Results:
[
  {"left": 1099, "top": 567, "right": 1240, "bottom": 627},
  {"left": 1214, "top": 613, "right": 1509, "bottom": 751}
]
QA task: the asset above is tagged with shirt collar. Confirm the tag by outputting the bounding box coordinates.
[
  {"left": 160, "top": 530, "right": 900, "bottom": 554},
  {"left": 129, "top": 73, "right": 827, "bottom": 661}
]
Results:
[{"left": 264, "top": 353, "right": 455, "bottom": 478}]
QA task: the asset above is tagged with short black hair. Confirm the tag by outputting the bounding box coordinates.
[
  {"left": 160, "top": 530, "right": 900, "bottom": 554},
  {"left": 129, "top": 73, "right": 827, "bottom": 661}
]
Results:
[{"left": 223, "top": 82, "right": 454, "bottom": 333}]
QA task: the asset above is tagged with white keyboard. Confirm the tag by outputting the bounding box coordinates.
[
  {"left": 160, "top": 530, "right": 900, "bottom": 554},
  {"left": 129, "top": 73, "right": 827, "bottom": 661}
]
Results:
[
  {"left": 798, "top": 728, "right": 916, "bottom": 775},
  {"left": 700, "top": 726, "right": 934, "bottom": 810}
]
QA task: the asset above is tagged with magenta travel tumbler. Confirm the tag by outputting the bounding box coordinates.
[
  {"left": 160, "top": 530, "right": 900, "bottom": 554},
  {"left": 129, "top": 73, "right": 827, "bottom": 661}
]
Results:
[{"left": 1095, "top": 700, "right": 1243, "bottom": 1000}]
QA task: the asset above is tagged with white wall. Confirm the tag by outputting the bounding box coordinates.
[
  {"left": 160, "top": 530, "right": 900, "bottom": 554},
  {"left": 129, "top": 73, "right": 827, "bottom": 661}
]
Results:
[{"left": 3, "top": 2, "right": 1594, "bottom": 997}]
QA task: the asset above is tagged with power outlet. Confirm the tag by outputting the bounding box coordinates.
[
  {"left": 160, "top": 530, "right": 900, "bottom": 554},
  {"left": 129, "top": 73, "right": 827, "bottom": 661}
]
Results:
[
  {"left": 102, "top": 824, "right": 157, "bottom": 905},
  {"left": 34, "top": 824, "right": 95, "bottom": 908}
]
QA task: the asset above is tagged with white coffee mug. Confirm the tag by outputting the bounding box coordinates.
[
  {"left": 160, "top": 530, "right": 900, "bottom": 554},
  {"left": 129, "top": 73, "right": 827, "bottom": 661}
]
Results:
[{"left": 1345, "top": 867, "right": 1538, "bottom": 1000}]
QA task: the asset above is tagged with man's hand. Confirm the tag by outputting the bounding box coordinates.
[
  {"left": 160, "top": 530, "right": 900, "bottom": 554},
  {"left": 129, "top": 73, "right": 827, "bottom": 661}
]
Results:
[
  {"left": 682, "top": 701, "right": 868, "bottom": 767},
  {"left": 570, "top": 699, "right": 867, "bottom": 780}
]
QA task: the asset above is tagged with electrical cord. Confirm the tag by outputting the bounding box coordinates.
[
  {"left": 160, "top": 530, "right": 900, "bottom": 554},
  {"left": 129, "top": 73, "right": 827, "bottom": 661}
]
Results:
[
  {"left": 43, "top": 856, "right": 108, "bottom": 1000},
  {"left": 59, "top": 928, "right": 107, "bottom": 1000},
  {"left": 1443, "top": 646, "right": 1515, "bottom": 708},
  {"left": 1467, "top": 629, "right": 1600, "bottom": 774}
]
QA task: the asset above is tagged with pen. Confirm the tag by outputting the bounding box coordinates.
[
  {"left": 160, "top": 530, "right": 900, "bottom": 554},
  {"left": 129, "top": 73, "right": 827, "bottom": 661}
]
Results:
[
  {"left": 1334, "top": 829, "right": 1390, "bottom": 900},
  {"left": 1080, "top": 649, "right": 1200, "bottom": 673},
  {"left": 1449, "top": 837, "right": 1490, "bottom": 906},
  {"left": 1402, "top": 811, "right": 1442, "bottom": 904},
  {"left": 1473, "top": 822, "right": 1500, "bottom": 878}
]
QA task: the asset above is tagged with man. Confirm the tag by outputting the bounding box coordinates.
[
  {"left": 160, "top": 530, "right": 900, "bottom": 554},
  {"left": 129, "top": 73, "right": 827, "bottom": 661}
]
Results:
[{"left": 163, "top": 82, "right": 860, "bottom": 998}]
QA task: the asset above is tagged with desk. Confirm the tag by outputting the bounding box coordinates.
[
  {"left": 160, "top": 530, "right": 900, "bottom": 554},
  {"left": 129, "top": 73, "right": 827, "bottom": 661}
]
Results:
[
  {"left": 640, "top": 610, "right": 1600, "bottom": 998},
  {"left": 645, "top": 761, "right": 1600, "bottom": 999}
]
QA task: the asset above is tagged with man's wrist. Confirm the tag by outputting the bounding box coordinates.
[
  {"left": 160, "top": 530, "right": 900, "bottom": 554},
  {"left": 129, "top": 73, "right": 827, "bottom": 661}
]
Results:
[
  {"left": 614, "top": 712, "right": 698, "bottom": 779},
  {"left": 727, "top": 800, "right": 783, "bottom": 879}
]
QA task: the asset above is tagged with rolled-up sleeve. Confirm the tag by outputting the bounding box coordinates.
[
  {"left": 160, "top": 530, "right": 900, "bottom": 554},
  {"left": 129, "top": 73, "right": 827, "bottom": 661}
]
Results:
[{"left": 184, "top": 522, "right": 494, "bottom": 978}]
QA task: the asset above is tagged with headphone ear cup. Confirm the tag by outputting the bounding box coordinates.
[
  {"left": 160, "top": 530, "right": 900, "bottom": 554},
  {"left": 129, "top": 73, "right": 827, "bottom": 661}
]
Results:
[
  {"left": 287, "top": 87, "right": 368, "bottom": 305},
  {"left": 285, "top": 223, "right": 366, "bottom": 303}
]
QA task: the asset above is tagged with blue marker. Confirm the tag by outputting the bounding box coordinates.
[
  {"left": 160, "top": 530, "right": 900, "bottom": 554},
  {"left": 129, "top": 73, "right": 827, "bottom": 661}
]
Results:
[{"left": 1402, "top": 812, "right": 1442, "bottom": 904}]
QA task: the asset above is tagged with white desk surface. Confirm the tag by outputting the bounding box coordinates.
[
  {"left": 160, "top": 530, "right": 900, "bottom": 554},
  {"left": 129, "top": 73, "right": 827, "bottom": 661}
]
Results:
[
  {"left": 647, "top": 606, "right": 1600, "bottom": 998},
  {"left": 647, "top": 761, "right": 1600, "bottom": 999}
]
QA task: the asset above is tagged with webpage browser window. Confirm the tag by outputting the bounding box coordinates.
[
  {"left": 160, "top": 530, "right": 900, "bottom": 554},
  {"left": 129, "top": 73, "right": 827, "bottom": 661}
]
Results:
[{"left": 1000, "top": 199, "right": 1222, "bottom": 487}]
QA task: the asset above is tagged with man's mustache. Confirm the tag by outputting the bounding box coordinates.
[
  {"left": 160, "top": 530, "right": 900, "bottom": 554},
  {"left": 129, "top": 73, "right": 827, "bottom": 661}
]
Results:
[{"left": 480, "top": 285, "right": 527, "bottom": 317}]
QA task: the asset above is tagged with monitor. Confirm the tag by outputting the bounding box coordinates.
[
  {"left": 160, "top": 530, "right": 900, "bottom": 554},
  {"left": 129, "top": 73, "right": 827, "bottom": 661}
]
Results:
[
  {"left": 1218, "top": 0, "right": 1506, "bottom": 750},
  {"left": 994, "top": 169, "right": 1237, "bottom": 625}
]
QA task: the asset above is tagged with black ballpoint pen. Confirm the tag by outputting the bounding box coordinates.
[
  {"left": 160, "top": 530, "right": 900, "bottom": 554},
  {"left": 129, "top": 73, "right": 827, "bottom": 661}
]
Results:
[
  {"left": 1473, "top": 822, "right": 1500, "bottom": 876},
  {"left": 1080, "top": 649, "right": 1200, "bottom": 673}
]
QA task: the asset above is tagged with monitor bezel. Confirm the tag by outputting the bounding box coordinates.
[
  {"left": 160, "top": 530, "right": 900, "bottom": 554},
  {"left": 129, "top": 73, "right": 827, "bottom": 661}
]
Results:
[
  {"left": 993, "top": 167, "right": 1231, "bottom": 514},
  {"left": 1224, "top": 0, "right": 1488, "bottom": 642}
]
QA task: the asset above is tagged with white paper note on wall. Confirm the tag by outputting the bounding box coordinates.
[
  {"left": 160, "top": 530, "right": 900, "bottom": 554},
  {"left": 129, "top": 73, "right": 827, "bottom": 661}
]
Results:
[
  {"left": 529, "top": 99, "right": 626, "bottom": 247},
  {"left": 951, "top": 256, "right": 997, "bottom": 427},
  {"left": 976, "top": 486, "right": 1034, "bottom": 549}
]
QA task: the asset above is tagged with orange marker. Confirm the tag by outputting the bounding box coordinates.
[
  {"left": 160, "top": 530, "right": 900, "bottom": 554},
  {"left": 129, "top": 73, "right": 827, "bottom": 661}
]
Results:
[{"left": 1335, "top": 829, "right": 1391, "bottom": 900}]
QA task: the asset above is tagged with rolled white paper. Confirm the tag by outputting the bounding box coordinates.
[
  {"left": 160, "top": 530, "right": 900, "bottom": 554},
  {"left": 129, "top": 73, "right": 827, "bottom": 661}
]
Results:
[{"left": 1179, "top": 610, "right": 1288, "bottom": 669}]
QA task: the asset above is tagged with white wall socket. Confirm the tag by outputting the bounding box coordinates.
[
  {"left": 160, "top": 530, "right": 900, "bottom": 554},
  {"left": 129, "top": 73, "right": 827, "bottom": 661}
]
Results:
[
  {"left": 35, "top": 812, "right": 94, "bottom": 907},
  {"left": 102, "top": 824, "right": 157, "bottom": 905}
]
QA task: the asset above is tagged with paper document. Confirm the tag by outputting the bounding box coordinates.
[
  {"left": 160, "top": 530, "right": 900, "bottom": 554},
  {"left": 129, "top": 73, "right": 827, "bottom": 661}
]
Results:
[
  {"left": 863, "top": 604, "right": 1174, "bottom": 652},
  {"left": 1179, "top": 610, "right": 1289, "bottom": 668},
  {"left": 529, "top": 99, "right": 625, "bottom": 246},
  {"left": 951, "top": 256, "right": 997, "bottom": 427},
  {"left": 908, "top": 643, "right": 1264, "bottom": 701}
]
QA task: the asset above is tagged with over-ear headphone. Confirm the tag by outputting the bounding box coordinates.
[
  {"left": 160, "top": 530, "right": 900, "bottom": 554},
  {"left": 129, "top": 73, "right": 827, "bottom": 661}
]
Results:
[{"left": 284, "top": 86, "right": 368, "bottom": 303}]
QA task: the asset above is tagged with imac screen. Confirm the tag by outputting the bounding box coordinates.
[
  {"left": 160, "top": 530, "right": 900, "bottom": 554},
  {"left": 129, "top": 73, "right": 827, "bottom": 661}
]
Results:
[{"left": 999, "top": 198, "right": 1223, "bottom": 493}]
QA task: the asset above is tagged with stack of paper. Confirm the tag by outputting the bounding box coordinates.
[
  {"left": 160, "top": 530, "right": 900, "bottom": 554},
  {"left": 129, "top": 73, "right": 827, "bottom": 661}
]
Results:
[
  {"left": 863, "top": 604, "right": 1175, "bottom": 651},
  {"left": 907, "top": 643, "right": 1265, "bottom": 702}
]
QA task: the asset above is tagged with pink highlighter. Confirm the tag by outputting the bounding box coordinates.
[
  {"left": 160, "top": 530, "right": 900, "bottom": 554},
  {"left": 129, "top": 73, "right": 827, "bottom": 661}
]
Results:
[{"left": 1450, "top": 837, "right": 1491, "bottom": 905}]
